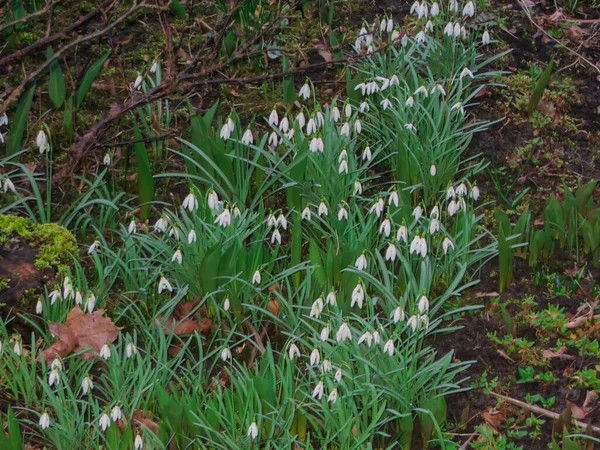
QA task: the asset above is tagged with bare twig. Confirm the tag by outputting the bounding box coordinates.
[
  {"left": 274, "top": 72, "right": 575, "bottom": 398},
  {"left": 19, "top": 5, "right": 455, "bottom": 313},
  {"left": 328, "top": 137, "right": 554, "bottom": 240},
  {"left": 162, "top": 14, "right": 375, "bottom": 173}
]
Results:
[
  {"left": 490, "top": 392, "right": 600, "bottom": 434},
  {"left": 0, "top": 0, "right": 61, "bottom": 34}
]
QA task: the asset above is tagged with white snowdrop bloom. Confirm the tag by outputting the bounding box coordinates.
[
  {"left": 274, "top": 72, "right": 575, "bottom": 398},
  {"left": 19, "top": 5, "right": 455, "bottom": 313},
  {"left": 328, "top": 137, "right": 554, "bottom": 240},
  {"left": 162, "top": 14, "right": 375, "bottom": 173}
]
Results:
[
  {"left": 463, "top": 1, "right": 475, "bottom": 17},
  {"left": 453, "top": 22, "right": 462, "bottom": 38},
  {"left": 429, "top": 165, "right": 437, "bottom": 177},
  {"left": 183, "top": 192, "right": 198, "bottom": 212},
  {"left": 76, "top": 290, "right": 84, "bottom": 306},
  {"left": 389, "top": 75, "right": 400, "bottom": 87},
  {"left": 310, "top": 297, "right": 324, "bottom": 319},
  {"left": 328, "top": 388, "right": 338, "bottom": 404},
  {"left": 377, "top": 75, "right": 390, "bottom": 90},
  {"left": 214, "top": 208, "right": 232, "bottom": 227},
  {"left": 380, "top": 18, "right": 387, "bottom": 33},
  {"left": 150, "top": 59, "right": 158, "bottom": 73},
  {"left": 288, "top": 343, "right": 301, "bottom": 360},
  {"left": 379, "top": 218, "right": 392, "bottom": 237},
  {"left": 404, "top": 123, "right": 417, "bottom": 132},
  {"left": 233, "top": 206, "right": 241, "bottom": 218},
  {"left": 85, "top": 293, "right": 96, "bottom": 313},
  {"left": 48, "top": 368, "right": 60, "bottom": 387},
  {"left": 431, "top": 2, "right": 440, "bottom": 15},
  {"left": 312, "top": 380, "right": 324, "bottom": 400},
  {"left": 358, "top": 331, "right": 373, "bottom": 347},
  {"left": 242, "top": 128, "right": 254, "bottom": 145},
  {"left": 306, "top": 118, "right": 317, "bottom": 135},
  {"left": 339, "top": 159, "right": 349, "bottom": 174},
  {"left": 448, "top": 199, "right": 459, "bottom": 216},
  {"left": 322, "top": 359, "right": 333, "bottom": 372},
  {"left": 133, "top": 75, "right": 143, "bottom": 90},
  {"left": 220, "top": 347, "right": 232, "bottom": 362},
  {"left": 450, "top": 0, "right": 459, "bottom": 11},
  {"left": 49, "top": 289, "right": 61, "bottom": 305},
  {"left": 296, "top": 112, "right": 306, "bottom": 129},
  {"left": 318, "top": 202, "right": 328, "bottom": 217},
  {"left": 98, "top": 413, "right": 110, "bottom": 431},
  {"left": 414, "top": 86, "right": 428, "bottom": 97},
  {"left": 425, "top": 20, "right": 434, "bottom": 32},
  {"left": 310, "top": 348, "right": 320, "bottom": 366},
  {"left": 430, "top": 205, "right": 440, "bottom": 219},
  {"left": 370, "top": 199, "right": 384, "bottom": 217},
  {"left": 410, "top": 236, "right": 422, "bottom": 255},
  {"left": 373, "top": 331, "right": 381, "bottom": 345},
  {"left": 299, "top": 82, "right": 311, "bottom": 100},
  {"left": 336, "top": 323, "right": 352, "bottom": 342},
  {"left": 169, "top": 227, "right": 181, "bottom": 241},
  {"left": 331, "top": 106, "right": 341, "bottom": 122},
  {"left": 338, "top": 206, "right": 348, "bottom": 221},
  {"left": 3, "top": 178, "right": 15, "bottom": 193},
  {"left": 482, "top": 30, "right": 490, "bottom": 45},
  {"left": 392, "top": 306, "right": 405, "bottom": 323},
  {"left": 171, "top": 249, "right": 183, "bottom": 265},
  {"left": 360, "top": 101, "right": 369, "bottom": 113},
  {"left": 362, "top": 146, "right": 372, "bottom": 161},
  {"left": 334, "top": 367, "right": 343, "bottom": 382},
  {"left": 387, "top": 18, "right": 394, "bottom": 32},
  {"left": 418, "top": 295, "right": 429, "bottom": 314},
  {"left": 380, "top": 98, "right": 392, "bottom": 110},
  {"left": 0, "top": 113, "right": 7, "bottom": 126},
  {"left": 351, "top": 283, "right": 365, "bottom": 308},
  {"left": 416, "top": 31, "right": 426, "bottom": 43},
  {"left": 446, "top": 185, "right": 456, "bottom": 200},
  {"left": 355, "top": 82, "right": 367, "bottom": 95},
  {"left": 355, "top": 253, "right": 368, "bottom": 271},
  {"left": 383, "top": 339, "right": 395, "bottom": 356},
  {"left": 458, "top": 196, "right": 467, "bottom": 211},
  {"left": 223, "top": 298, "right": 231, "bottom": 312},
  {"left": 366, "top": 81, "right": 379, "bottom": 95},
  {"left": 470, "top": 185, "right": 480, "bottom": 201},
  {"left": 309, "top": 137, "right": 321, "bottom": 153},
  {"left": 338, "top": 149, "right": 347, "bottom": 163},
  {"left": 268, "top": 131, "right": 278, "bottom": 147},
  {"left": 100, "top": 344, "right": 111, "bottom": 360},
  {"left": 220, "top": 122, "right": 231, "bottom": 140},
  {"left": 385, "top": 243, "right": 397, "bottom": 262},
  {"left": 354, "top": 180, "right": 363, "bottom": 195},
  {"left": 252, "top": 269, "right": 261, "bottom": 285},
  {"left": 418, "top": 2, "right": 428, "bottom": 18},
  {"left": 432, "top": 84, "right": 445, "bottom": 96},
  {"left": 268, "top": 109, "right": 279, "bottom": 126},
  {"left": 158, "top": 276, "right": 173, "bottom": 294},
  {"left": 82, "top": 376, "right": 94, "bottom": 394},
  {"left": 388, "top": 190, "right": 399, "bottom": 207},
  {"left": 277, "top": 214, "right": 287, "bottom": 230},
  {"left": 128, "top": 220, "right": 137, "bottom": 234},
  {"left": 340, "top": 122, "right": 350, "bottom": 137},
  {"left": 271, "top": 228, "right": 281, "bottom": 245},
  {"left": 267, "top": 213, "right": 277, "bottom": 227},
  {"left": 39, "top": 412, "right": 50, "bottom": 430},
  {"left": 405, "top": 96, "right": 414, "bottom": 107},
  {"left": 451, "top": 102, "right": 465, "bottom": 115},
  {"left": 345, "top": 102, "right": 352, "bottom": 118},
  {"left": 36, "top": 300, "right": 43, "bottom": 314},
  {"left": 316, "top": 111, "right": 325, "bottom": 128},
  {"left": 419, "top": 237, "right": 428, "bottom": 257},
  {"left": 442, "top": 237, "right": 455, "bottom": 254},
  {"left": 111, "top": 406, "right": 122, "bottom": 422},
  {"left": 126, "top": 342, "right": 137, "bottom": 358},
  {"left": 410, "top": 1, "right": 420, "bottom": 14},
  {"left": 134, "top": 434, "right": 144, "bottom": 450},
  {"left": 429, "top": 218, "right": 440, "bottom": 235},
  {"left": 408, "top": 315, "right": 419, "bottom": 332},
  {"left": 13, "top": 340, "right": 22, "bottom": 356},
  {"left": 187, "top": 229, "right": 197, "bottom": 244},
  {"left": 320, "top": 326, "right": 331, "bottom": 341},
  {"left": 226, "top": 116, "right": 234, "bottom": 132},
  {"left": 444, "top": 22, "right": 454, "bottom": 37},
  {"left": 154, "top": 216, "right": 169, "bottom": 233},
  {"left": 456, "top": 183, "right": 468, "bottom": 196},
  {"left": 103, "top": 153, "right": 111, "bottom": 166},
  {"left": 460, "top": 68, "right": 474, "bottom": 79},
  {"left": 412, "top": 205, "right": 423, "bottom": 221},
  {"left": 50, "top": 358, "right": 62, "bottom": 371},
  {"left": 63, "top": 277, "right": 73, "bottom": 300},
  {"left": 302, "top": 206, "right": 312, "bottom": 220},
  {"left": 248, "top": 422, "right": 259, "bottom": 441},
  {"left": 326, "top": 291, "right": 336, "bottom": 306}
]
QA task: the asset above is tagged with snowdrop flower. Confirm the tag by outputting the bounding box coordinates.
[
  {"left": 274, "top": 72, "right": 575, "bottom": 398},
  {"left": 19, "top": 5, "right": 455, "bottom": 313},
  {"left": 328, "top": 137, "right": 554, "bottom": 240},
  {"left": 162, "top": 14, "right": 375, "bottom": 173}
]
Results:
[
  {"left": 387, "top": 18, "right": 394, "bottom": 32},
  {"left": 339, "top": 159, "right": 349, "bottom": 174},
  {"left": 385, "top": 243, "right": 397, "bottom": 262},
  {"left": 158, "top": 276, "right": 173, "bottom": 294},
  {"left": 355, "top": 253, "right": 368, "bottom": 271},
  {"left": 360, "top": 101, "right": 369, "bottom": 113},
  {"left": 408, "top": 315, "right": 419, "bottom": 332},
  {"left": 100, "top": 344, "right": 111, "bottom": 360},
  {"left": 456, "top": 183, "right": 468, "bottom": 196},
  {"left": 150, "top": 60, "right": 158, "bottom": 73},
  {"left": 379, "top": 218, "right": 391, "bottom": 237},
  {"left": 279, "top": 117, "right": 290, "bottom": 133},
  {"left": 252, "top": 269, "right": 261, "bottom": 285},
  {"left": 85, "top": 293, "right": 96, "bottom": 313},
  {"left": 49, "top": 289, "right": 61, "bottom": 305},
  {"left": 430, "top": 205, "right": 440, "bottom": 219},
  {"left": 82, "top": 376, "right": 94, "bottom": 394},
  {"left": 306, "top": 118, "right": 317, "bottom": 135},
  {"left": 370, "top": 198, "right": 384, "bottom": 217},
  {"left": 405, "top": 96, "right": 414, "bottom": 107},
  {"left": 48, "top": 368, "right": 60, "bottom": 387},
  {"left": 448, "top": 199, "right": 459, "bottom": 216},
  {"left": 328, "top": 388, "right": 338, "bottom": 404},
  {"left": 0, "top": 113, "right": 7, "bottom": 126},
  {"left": 154, "top": 216, "right": 169, "bottom": 233},
  {"left": 338, "top": 206, "right": 348, "bottom": 221},
  {"left": 322, "top": 359, "right": 333, "bottom": 372},
  {"left": 410, "top": 1, "right": 420, "bottom": 14},
  {"left": 381, "top": 98, "right": 392, "bottom": 111},
  {"left": 482, "top": 30, "right": 490, "bottom": 45},
  {"left": 127, "top": 219, "right": 137, "bottom": 234},
  {"left": 220, "top": 122, "right": 231, "bottom": 140},
  {"left": 396, "top": 225, "right": 408, "bottom": 244},
  {"left": 310, "top": 297, "right": 324, "bottom": 318},
  {"left": 102, "top": 153, "right": 111, "bottom": 166},
  {"left": 126, "top": 342, "right": 137, "bottom": 358},
  {"left": 431, "top": 2, "right": 440, "bottom": 15},
  {"left": 470, "top": 185, "right": 480, "bottom": 200},
  {"left": 233, "top": 206, "right": 241, "bottom": 218},
  {"left": 429, "top": 218, "right": 440, "bottom": 235},
  {"left": 187, "top": 229, "right": 197, "bottom": 244},
  {"left": 214, "top": 208, "right": 232, "bottom": 227},
  {"left": 425, "top": 20, "right": 434, "bottom": 32},
  {"left": 366, "top": 81, "right": 379, "bottom": 95},
  {"left": 111, "top": 406, "right": 122, "bottom": 422},
  {"left": 442, "top": 237, "right": 455, "bottom": 254},
  {"left": 63, "top": 277, "right": 73, "bottom": 300},
  {"left": 392, "top": 29, "right": 400, "bottom": 40},
  {"left": 414, "top": 86, "right": 428, "bottom": 97},
  {"left": 266, "top": 213, "right": 275, "bottom": 228},
  {"left": 242, "top": 128, "right": 253, "bottom": 145},
  {"left": 331, "top": 106, "right": 341, "bottom": 122},
  {"left": 450, "top": 0, "right": 459, "bottom": 11},
  {"left": 299, "top": 82, "right": 311, "bottom": 100},
  {"left": 340, "top": 122, "right": 350, "bottom": 137},
  {"left": 358, "top": 331, "right": 373, "bottom": 347},
  {"left": 312, "top": 380, "right": 324, "bottom": 400},
  {"left": 354, "top": 179, "right": 363, "bottom": 195},
  {"left": 418, "top": 2, "right": 428, "bottom": 18},
  {"left": 220, "top": 347, "right": 232, "bottom": 362},
  {"left": 248, "top": 422, "right": 259, "bottom": 441},
  {"left": 36, "top": 300, "right": 43, "bottom": 314},
  {"left": 345, "top": 102, "right": 352, "bottom": 118},
  {"left": 432, "top": 84, "right": 446, "bottom": 96},
  {"left": 183, "top": 192, "right": 199, "bottom": 212},
  {"left": 390, "top": 75, "right": 399, "bottom": 87},
  {"left": 310, "top": 348, "right": 320, "bottom": 366},
  {"left": 133, "top": 75, "right": 143, "bottom": 90},
  {"left": 223, "top": 298, "right": 231, "bottom": 312},
  {"left": 336, "top": 323, "right": 352, "bottom": 342},
  {"left": 380, "top": 18, "right": 388, "bottom": 34},
  {"left": 288, "top": 343, "right": 300, "bottom": 360},
  {"left": 338, "top": 149, "right": 347, "bottom": 163},
  {"left": 268, "top": 109, "right": 279, "bottom": 126},
  {"left": 416, "top": 31, "right": 426, "bottom": 43},
  {"left": 454, "top": 22, "right": 462, "bottom": 38},
  {"left": 134, "top": 434, "right": 144, "bottom": 450},
  {"left": 99, "top": 413, "right": 111, "bottom": 432},
  {"left": 277, "top": 214, "right": 287, "bottom": 229},
  {"left": 50, "top": 358, "right": 62, "bottom": 372},
  {"left": 39, "top": 412, "right": 50, "bottom": 430},
  {"left": 362, "top": 146, "right": 372, "bottom": 161},
  {"left": 13, "top": 339, "right": 22, "bottom": 356},
  {"left": 392, "top": 306, "right": 405, "bottom": 323},
  {"left": 373, "top": 331, "right": 381, "bottom": 345},
  {"left": 310, "top": 137, "right": 324, "bottom": 153},
  {"left": 320, "top": 326, "right": 331, "bottom": 341},
  {"left": 404, "top": 123, "right": 417, "bottom": 132},
  {"left": 334, "top": 367, "right": 343, "bottom": 382},
  {"left": 326, "top": 291, "right": 336, "bottom": 306},
  {"left": 412, "top": 205, "right": 423, "bottom": 221},
  {"left": 296, "top": 112, "right": 306, "bottom": 129},
  {"left": 316, "top": 111, "right": 325, "bottom": 128},
  {"left": 351, "top": 283, "right": 365, "bottom": 308},
  {"left": 444, "top": 22, "right": 454, "bottom": 36},
  {"left": 388, "top": 190, "right": 399, "bottom": 207},
  {"left": 418, "top": 295, "right": 429, "bottom": 313},
  {"left": 410, "top": 236, "right": 422, "bottom": 255},
  {"left": 460, "top": 68, "right": 474, "bottom": 79},
  {"left": 318, "top": 201, "right": 328, "bottom": 217},
  {"left": 463, "top": 1, "right": 475, "bottom": 17},
  {"left": 383, "top": 339, "right": 395, "bottom": 356},
  {"left": 268, "top": 131, "right": 278, "bottom": 147},
  {"left": 430, "top": 165, "right": 437, "bottom": 177},
  {"left": 302, "top": 206, "right": 312, "bottom": 220},
  {"left": 36, "top": 130, "right": 48, "bottom": 152},
  {"left": 446, "top": 185, "right": 456, "bottom": 200},
  {"left": 171, "top": 249, "right": 183, "bottom": 265},
  {"left": 451, "top": 102, "right": 465, "bottom": 115}
]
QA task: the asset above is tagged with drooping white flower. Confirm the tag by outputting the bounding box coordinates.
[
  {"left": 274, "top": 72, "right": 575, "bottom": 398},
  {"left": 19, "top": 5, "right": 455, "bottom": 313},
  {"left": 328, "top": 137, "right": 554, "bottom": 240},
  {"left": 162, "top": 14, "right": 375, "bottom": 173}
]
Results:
[
  {"left": 268, "top": 131, "right": 278, "bottom": 147},
  {"left": 271, "top": 228, "right": 282, "bottom": 245},
  {"left": 82, "top": 376, "right": 94, "bottom": 394},
  {"left": 418, "top": 295, "right": 429, "bottom": 313},
  {"left": 419, "top": 236, "right": 428, "bottom": 257},
  {"left": 388, "top": 190, "right": 399, "bottom": 207},
  {"left": 340, "top": 122, "right": 350, "bottom": 137},
  {"left": 187, "top": 229, "right": 197, "bottom": 244},
  {"left": 183, "top": 192, "right": 199, "bottom": 212},
  {"left": 85, "top": 293, "right": 96, "bottom": 313},
  {"left": 454, "top": 22, "right": 462, "bottom": 38},
  {"left": 449, "top": 0, "right": 459, "bottom": 11},
  {"left": 0, "top": 113, "right": 8, "bottom": 126},
  {"left": 322, "top": 359, "right": 333, "bottom": 372},
  {"left": 276, "top": 214, "right": 287, "bottom": 230},
  {"left": 128, "top": 220, "right": 137, "bottom": 234},
  {"left": 414, "top": 86, "right": 428, "bottom": 97},
  {"left": 296, "top": 112, "right": 306, "bottom": 129},
  {"left": 470, "top": 185, "right": 480, "bottom": 201},
  {"left": 248, "top": 422, "right": 259, "bottom": 440},
  {"left": 302, "top": 206, "right": 312, "bottom": 220},
  {"left": 404, "top": 123, "right": 417, "bottom": 132},
  {"left": 385, "top": 243, "right": 397, "bottom": 262},
  {"left": 418, "top": 2, "right": 428, "bottom": 18},
  {"left": 408, "top": 315, "right": 419, "bottom": 332},
  {"left": 326, "top": 291, "right": 336, "bottom": 306},
  {"left": 380, "top": 98, "right": 392, "bottom": 111},
  {"left": 430, "top": 165, "right": 437, "bottom": 177},
  {"left": 430, "top": 205, "right": 439, "bottom": 219},
  {"left": 451, "top": 102, "right": 465, "bottom": 115},
  {"left": 338, "top": 206, "right": 348, "bottom": 221},
  {"left": 279, "top": 117, "right": 290, "bottom": 133},
  {"left": 100, "top": 344, "right": 111, "bottom": 360},
  {"left": 39, "top": 412, "right": 50, "bottom": 430},
  {"left": 133, "top": 75, "right": 143, "bottom": 90},
  {"left": 351, "top": 283, "right": 365, "bottom": 308},
  {"left": 444, "top": 22, "right": 454, "bottom": 37},
  {"left": 309, "top": 137, "right": 324, "bottom": 153},
  {"left": 2, "top": 178, "right": 15, "bottom": 193},
  {"left": 345, "top": 103, "right": 352, "bottom": 118},
  {"left": 242, "top": 128, "right": 254, "bottom": 145},
  {"left": 360, "top": 101, "right": 369, "bottom": 113},
  {"left": 36, "top": 299, "right": 43, "bottom": 314},
  {"left": 126, "top": 342, "right": 137, "bottom": 358},
  {"left": 306, "top": 118, "right": 317, "bottom": 135},
  {"left": 49, "top": 289, "right": 61, "bottom": 305},
  {"left": 299, "top": 82, "right": 311, "bottom": 100},
  {"left": 355, "top": 253, "right": 368, "bottom": 271},
  {"left": 460, "top": 68, "right": 474, "bottom": 79},
  {"left": 358, "top": 331, "right": 373, "bottom": 347},
  {"left": 448, "top": 199, "right": 459, "bottom": 216},
  {"left": 13, "top": 340, "right": 22, "bottom": 356},
  {"left": 220, "top": 122, "right": 231, "bottom": 140},
  {"left": 99, "top": 412, "right": 111, "bottom": 432},
  {"left": 354, "top": 180, "right": 363, "bottom": 195},
  {"left": 410, "top": 1, "right": 420, "bottom": 14},
  {"left": 442, "top": 237, "right": 455, "bottom": 254},
  {"left": 310, "top": 348, "right": 320, "bottom": 366},
  {"left": 370, "top": 198, "right": 384, "bottom": 217},
  {"left": 214, "top": 208, "right": 232, "bottom": 227},
  {"left": 312, "top": 380, "right": 324, "bottom": 400},
  {"left": 134, "top": 434, "right": 144, "bottom": 450},
  {"left": 318, "top": 202, "right": 328, "bottom": 217},
  {"left": 392, "top": 306, "right": 405, "bottom": 323},
  {"left": 405, "top": 96, "right": 414, "bottom": 107},
  {"left": 63, "top": 276, "right": 73, "bottom": 300},
  {"left": 362, "top": 146, "right": 372, "bottom": 161},
  {"left": 373, "top": 331, "right": 381, "bottom": 345},
  {"left": 463, "top": 1, "right": 475, "bottom": 17},
  {"left": 336, "top": 323, "right": 352, "bottom": 342},
  {"left": 252, "top": 269, "right": 261, "bottom": 285},
  {"left": 412, "top": 205, "right": 423, "bottom": 221},
  {"left": 431, "top": 2, "right": 440, "bottom": 15},
  {"left": 316, "top": 111, "right": 325, "bottom": 128},
  {"left": 48, "top": 368, "right": 60, "bottom": 387},
  {"left": 482, "top": 30, "right": 490, "bottom": 45},
  {"left": 338, "top": 159, "right": 349, "bottom": 174},
  {"left": 288, "top": 343, "right": 300, "bottom": 360},
  {"left": 268, "top": 109, "right": 279, "bottom": 126},
  {"left": 383, "top": 339, "right": 395, "bottom": 356},
  {"left": 446, "top": 185, "right": 456, "bottom": 200},
  {"left": 354, "top": 120, "right": 362, "bottom": 134},
  {"left": 334, "top": 367, "right": 343, "bottom": 382},
  {"left": 331, "top": 106, "right": 341, "bottom": 122},
  {"left": 223, "top": 298, "right": 231, "bottom": 311},
  {"left": 410, "top": 236, "right": 422, "bottom": 255},
  {"left": 111, "top": 405, "right": 122, "bottom": 422},
  {"left": 320, "top": 326, "right": 331, "bottom": 341},
  {"left": 233, "top": 206, "right": 241, "bottom": 218},
  {"left": 457, "top": 182, "right": 468, "bottom": 196},
  {"left": 172, "top": 249, "right": 183, "bottom": 264},
  {"left": 416, "top": 31, "right": 426, "bottom": 43},
  {"left": 429, "top": 218, "right": 440, "bottom": 235},
  {"left": 310, "top": 297, "right": 324, "bottom": 319},
  {"left": 379, "top": 218, "right": 391, "bottom": 237},
  {"left": 158, "top": 276, "right": 173, "bottom": 294},
  {"left": 328, "top": 388, "right": 338, "bottom": 404},
  {"left": 220, "top": 347, "right": 232, "bottom": 362}
]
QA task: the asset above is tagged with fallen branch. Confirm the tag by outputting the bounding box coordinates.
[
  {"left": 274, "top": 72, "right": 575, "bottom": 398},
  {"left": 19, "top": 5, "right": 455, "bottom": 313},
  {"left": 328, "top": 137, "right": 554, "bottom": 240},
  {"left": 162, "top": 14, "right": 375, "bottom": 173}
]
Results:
[
  {"left": 0, "top": 0, "right": 61, "bottom": 34},
  {"left": 490, "top": 392, "right": 600, "bottom": 434}
]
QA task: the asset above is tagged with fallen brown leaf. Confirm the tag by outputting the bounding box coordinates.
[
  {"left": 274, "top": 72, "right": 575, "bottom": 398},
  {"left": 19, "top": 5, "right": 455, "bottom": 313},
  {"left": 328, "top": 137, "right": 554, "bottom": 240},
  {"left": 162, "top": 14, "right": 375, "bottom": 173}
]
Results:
[
  {"left": 482, "top": 407, "right": 507, "bottom": 432},
  {"left": 542, "top": 347, "right": 576, "bottom": 360}
]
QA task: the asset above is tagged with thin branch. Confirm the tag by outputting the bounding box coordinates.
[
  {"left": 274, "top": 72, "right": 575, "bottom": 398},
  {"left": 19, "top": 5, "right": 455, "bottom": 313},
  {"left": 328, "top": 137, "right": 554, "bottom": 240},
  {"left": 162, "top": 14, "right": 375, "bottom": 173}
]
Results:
[{"left": 0, "top": 0, "right": 61, "bottom": 34}]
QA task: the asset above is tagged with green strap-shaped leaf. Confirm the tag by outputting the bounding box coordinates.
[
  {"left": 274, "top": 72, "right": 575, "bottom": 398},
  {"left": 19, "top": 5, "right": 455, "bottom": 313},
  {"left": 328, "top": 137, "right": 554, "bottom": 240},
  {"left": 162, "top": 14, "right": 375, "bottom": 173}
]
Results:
[
  {"left": 76, "top": 49, "right": 112, "bottom": 108},
  {"left": 134, "top": 123, "right": 155, "bottom": 221},
  {"left": 6, "top": 83, "right": 36, "bottom": 157},
  {"left": 47, "top": 46, "right": 66, "bottom": 107}
]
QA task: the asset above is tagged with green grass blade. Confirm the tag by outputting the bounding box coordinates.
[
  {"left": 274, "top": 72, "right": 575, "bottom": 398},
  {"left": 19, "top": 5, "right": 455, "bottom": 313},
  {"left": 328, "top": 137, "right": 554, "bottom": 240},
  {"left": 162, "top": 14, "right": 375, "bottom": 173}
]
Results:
[
  {"left": 527, "top": 57, "right": 554, "bottom": 117},
  {"left": 76, "top": 49, "right": 112, "bottom": 108},
  {"left": 6, "top": 83, "right": 36, "bottom": 157},
  {"left": 47, "top": 46, "right": 66, "bottom": 107}
]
